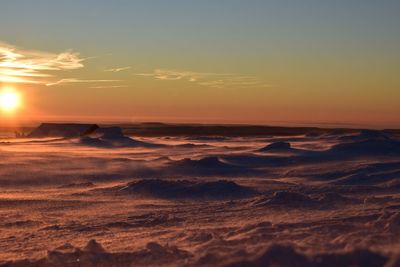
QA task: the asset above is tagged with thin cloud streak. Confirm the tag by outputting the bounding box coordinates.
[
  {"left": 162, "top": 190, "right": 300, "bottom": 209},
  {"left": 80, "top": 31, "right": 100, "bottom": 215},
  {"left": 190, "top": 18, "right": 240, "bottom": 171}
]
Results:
[
  {"left": 0, "top": 75, "right": 43, "bottom": 84},
  {"left": 46, "top": 79, "right": 120, "bottom": 86},
  {"left": 136, "top": 69, "right": 230, "bottom": 82},
  {"left": 0, "top": 41, "right": 84, "bottom": 85},
  {"left": 90, "top": 85, "right": 128, "bottom": 89},
  {"left": 104, "top": 66, "right": 131, "bottom": 72},
  {"left": 136, "top": 69, "right": 270, "bottom": 89}
]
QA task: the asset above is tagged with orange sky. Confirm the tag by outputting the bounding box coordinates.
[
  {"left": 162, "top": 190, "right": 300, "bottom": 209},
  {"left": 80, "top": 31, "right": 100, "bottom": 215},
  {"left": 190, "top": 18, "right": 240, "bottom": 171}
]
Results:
[{"left": 0, "top": 1, "right": 399, "bottom": 128}]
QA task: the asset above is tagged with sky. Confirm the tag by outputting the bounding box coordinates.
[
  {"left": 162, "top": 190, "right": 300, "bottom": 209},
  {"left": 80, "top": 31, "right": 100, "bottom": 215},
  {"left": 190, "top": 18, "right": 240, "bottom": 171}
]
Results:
[{"left": 0, "top": 0, "right": 399, "bottom": 128}]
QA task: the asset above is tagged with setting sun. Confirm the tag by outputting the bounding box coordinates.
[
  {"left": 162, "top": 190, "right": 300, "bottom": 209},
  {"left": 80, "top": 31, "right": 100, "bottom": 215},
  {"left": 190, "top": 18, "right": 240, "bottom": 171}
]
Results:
[{"left": 0, "top": 88, "right": 21, "bottom": 113}]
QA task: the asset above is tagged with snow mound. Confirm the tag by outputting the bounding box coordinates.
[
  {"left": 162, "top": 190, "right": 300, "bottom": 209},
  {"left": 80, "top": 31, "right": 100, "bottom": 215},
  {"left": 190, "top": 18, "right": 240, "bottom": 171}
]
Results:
[
  {"left": 167, "top": 156, "right": 255, "bottom": 176},
  {"left": 77, "top": 127, "right": 162, "bottom": 148},
  {"left": 117, "top": 179, "right": 258, "bottom": 200},
  {"left": 225, "top": 244, "right": 388, "bottom": 267},
  {"left": 95, "top": 126, "right": 125, "bottom": 139},
  {"left": 259, "top": 141, "right": 292, "bottom": 152},
  {"left": 2, "top": 241, "right": 390, "bottom": 267},
  {"left": 3, "top": 239, "right": 191, "bottom": 267},
  {"left": 83, "top": 239, "right": 107, "bottom": 254},
  {"left": 315, "top": 249, "right": 388, "bottom": 267},
  {"left": 225, "top": 244, "right": 313, "bottom": 267},
  {"left": 329, "top": 138, "right": 400, "bottom": 156},
  {"left": 339, "top": 130, "right": 392, "bottom": 142}
]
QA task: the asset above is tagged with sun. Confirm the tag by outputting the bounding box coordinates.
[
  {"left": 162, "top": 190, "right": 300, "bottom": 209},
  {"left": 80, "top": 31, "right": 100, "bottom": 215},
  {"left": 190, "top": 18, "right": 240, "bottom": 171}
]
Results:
[{"left": 0, "top": 88, "right": 22, "bottom": 113}]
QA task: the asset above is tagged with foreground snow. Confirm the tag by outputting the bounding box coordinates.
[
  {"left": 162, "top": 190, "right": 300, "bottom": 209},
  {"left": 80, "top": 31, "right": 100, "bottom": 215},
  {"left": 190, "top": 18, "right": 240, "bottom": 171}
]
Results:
[{"left": 1, "top": 129, "right": 400, "bottom": 266}]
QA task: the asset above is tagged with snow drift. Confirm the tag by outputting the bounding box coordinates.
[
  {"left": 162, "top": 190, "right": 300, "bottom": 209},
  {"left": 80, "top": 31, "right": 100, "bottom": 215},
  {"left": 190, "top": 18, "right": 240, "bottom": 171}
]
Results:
[{"left": 115, "top": 179, "right": 258, "bottom": 200}]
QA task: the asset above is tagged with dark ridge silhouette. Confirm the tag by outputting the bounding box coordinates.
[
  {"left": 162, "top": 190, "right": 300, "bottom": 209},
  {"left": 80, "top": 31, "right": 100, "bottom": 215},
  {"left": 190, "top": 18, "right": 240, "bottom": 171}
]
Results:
[
  {"left": 117, "top": 123, "right": 360, "bottom": 137},
  {"left": 7, "top": 123, "right": 400, "bottom": 138},
  {"left": 28, "top": 123, "right": 99, "bottom": 138}
]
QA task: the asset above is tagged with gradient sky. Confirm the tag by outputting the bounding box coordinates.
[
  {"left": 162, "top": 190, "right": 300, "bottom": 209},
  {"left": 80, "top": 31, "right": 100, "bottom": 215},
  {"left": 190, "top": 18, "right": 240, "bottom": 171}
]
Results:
[{"left": 0, "top": 0, "right": 399, "bottom": 128}]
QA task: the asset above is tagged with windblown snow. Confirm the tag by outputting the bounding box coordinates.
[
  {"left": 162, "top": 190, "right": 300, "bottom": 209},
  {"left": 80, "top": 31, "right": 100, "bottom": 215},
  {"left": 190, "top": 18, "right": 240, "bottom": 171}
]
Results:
[{"left": 1, "top": 126, "right": 400, "bottom": 266}]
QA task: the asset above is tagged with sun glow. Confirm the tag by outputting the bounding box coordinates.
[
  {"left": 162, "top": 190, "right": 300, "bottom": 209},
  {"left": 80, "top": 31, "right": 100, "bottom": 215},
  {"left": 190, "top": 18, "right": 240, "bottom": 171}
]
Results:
[{"left": 0, "top": 88, "right": 22, "bottom": 113}]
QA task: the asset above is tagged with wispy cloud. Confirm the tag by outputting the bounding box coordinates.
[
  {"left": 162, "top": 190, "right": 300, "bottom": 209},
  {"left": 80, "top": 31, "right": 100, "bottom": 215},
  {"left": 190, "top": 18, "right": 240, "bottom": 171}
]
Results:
[
  {"left": 104, "top": 66, "right": 131, "bottom": 72},
  {"left": 198, "top": 76, "right": 270, "bottom": 89},
  {"left": 136, "top": 69, "right": 226, "bottom": 82},
  {"left": 0, "top": 42, "right": 84, "bottom": 85},
  {"left": 90, "top": 85, "right": 128, "bottom": 89},
  {"left": 46, "top": 79, "right": 120, "bottom": 87},
  {"left": 136, "top": 69, "right": 270, "bottom": 89}
]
